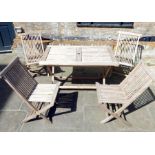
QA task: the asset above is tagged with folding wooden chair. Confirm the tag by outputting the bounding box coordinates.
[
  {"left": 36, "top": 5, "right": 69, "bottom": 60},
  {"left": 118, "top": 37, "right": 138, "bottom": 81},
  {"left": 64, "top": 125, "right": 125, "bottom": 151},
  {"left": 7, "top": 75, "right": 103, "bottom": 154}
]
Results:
[
  {"left": 115, "top": 31, "right": 142, "bottom": 67},
  {"left": 96, "top": 61, "right": 153, "bottom": 126},
  {"left": 0, "top": 57, "right": 60, "bottom": 123},
  {"left": 113, "top": 31, "right": 142, "bottom": 75},
  {"left": 21, "top": 33, "right": 51, "bottom": 75}
]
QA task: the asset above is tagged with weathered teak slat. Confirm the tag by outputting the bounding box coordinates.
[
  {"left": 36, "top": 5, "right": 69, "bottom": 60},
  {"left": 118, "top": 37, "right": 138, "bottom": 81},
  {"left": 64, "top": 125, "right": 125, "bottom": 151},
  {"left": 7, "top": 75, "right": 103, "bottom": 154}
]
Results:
[
  {"left": 0, "top": 57, "right": 60, "bottom": 123},
  {"left": 59, "top": 85, "right": 96, "bottom": 90},
  {"left": 96, "top": 61, "right": 153, "bottom": 126},
  {"left": 40, "top": 45, "right": 119, "bottom": 67},
  {"left": 39, "top": 45, "right": 119, "bottom": 85}
]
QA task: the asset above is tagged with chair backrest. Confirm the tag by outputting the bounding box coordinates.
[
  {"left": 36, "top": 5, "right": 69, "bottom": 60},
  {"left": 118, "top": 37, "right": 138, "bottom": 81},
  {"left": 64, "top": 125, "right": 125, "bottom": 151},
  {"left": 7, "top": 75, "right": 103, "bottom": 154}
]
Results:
[
  {"left": 120, "top": 61, "right": 153, "bottom": 103},
  {"left": 115, "top": 31, "right": 142, "bottom": 67},
  {"left": 21, "top": 33, "right": 45, "bottom": 65},
  {"left": 0, "top": 57, "right": 38, "bottom": 100}
]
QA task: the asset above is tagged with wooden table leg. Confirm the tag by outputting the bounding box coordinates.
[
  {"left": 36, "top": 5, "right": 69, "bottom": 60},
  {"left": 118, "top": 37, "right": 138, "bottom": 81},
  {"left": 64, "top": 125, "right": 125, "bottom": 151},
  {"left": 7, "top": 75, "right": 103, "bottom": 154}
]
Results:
[
  {"left": 46, "top": 66, "right": 52, "bottom": 77},
  {"left": 102, "top": 66, "right": 112, "bottom": 117},
  {"left": 103, "top": 78, "right": 106, "bottom": 85},
  {"left": 102, "top": 67, "right": 106, "bottom": 84},
  {"left": 51, "top": 66, "right": 55, "bottom": 83},
  {"left": 102, "top": 66, "right": 112, "bottom": 84}
]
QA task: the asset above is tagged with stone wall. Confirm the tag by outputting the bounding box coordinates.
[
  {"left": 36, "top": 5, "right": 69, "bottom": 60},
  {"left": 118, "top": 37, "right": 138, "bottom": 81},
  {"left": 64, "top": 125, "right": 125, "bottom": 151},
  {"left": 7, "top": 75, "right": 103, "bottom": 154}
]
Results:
[{"left": 13, "top": 22, "right": 155, "bottom": 40}]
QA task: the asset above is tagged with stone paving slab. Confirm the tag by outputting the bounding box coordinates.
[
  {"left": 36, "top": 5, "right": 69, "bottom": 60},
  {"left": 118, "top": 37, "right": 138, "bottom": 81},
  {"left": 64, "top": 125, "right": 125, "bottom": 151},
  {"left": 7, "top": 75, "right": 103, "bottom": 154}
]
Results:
[
  {"left": 0, "top": 111, "right": 26, "bottom": 132},
  {"left": 0, "top": 53, "right": 17, "bottom": 66},
  {"left": 0, "top": 80, "right": 22, "bottom": 111},
  {"left": 21, "top": 120, "right": 84, "bottom": 132},
  {"left": 21, "top": 111, "right": 84, "bottom": 132},
  {"left": 83, "top": 106, "right": 126, "bottom": 132},
  {"left": 125, "top": 105, "right": 155, "bottom": 131}
]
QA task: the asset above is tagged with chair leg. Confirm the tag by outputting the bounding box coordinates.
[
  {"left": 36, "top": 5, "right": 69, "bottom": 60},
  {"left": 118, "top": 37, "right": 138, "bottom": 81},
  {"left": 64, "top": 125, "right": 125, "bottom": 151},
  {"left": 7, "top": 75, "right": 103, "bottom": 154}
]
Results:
[
  {"left": 23, "top": 112, "right": 50, "bottom": 123},
  {"left": 22, "top": 102, "right": 52, "bottom": 123},
  {"left": 51, "top": 66, "right": 55, "bottom": 83},
  {"left": 100, "top": 103, "right": 132, "bottom": 126}
]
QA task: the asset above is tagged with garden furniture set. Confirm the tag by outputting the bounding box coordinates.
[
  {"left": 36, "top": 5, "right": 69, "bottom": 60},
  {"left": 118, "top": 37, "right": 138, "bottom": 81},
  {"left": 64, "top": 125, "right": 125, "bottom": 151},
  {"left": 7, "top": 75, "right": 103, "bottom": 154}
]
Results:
[{"left": 0, "top": 31, "right": 153, "bottom": 126}]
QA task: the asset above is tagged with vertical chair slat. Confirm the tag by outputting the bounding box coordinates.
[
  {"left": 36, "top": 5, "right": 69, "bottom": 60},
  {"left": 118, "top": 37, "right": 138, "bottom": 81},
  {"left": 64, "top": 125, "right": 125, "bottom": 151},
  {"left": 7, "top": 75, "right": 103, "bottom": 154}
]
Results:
[
  {"left": 120, "top": 61, "right": 153, "bottom": 102},
  {"left": 1, "top": 57, "right": 38, "bottom": 99},
  {"left": 115, "top": 31, "right": 142, "bottom": 67},
  {"left": 21, "top": 33, "right": 46, "bottom": 65}
]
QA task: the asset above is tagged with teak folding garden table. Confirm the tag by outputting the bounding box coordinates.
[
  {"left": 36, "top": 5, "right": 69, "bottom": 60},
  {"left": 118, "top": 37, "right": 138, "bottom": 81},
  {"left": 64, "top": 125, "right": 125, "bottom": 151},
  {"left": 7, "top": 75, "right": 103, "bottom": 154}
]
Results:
[{"left": 39, "top": 45, "right": 119, "bottom": 89}]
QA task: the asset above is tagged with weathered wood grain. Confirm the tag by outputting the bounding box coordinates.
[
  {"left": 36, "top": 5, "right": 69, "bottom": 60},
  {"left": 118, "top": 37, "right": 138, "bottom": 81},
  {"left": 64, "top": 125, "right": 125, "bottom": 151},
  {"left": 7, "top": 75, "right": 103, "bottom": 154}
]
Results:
[
  {"left": 0, "top": 57, "right": 60, "bottom": 123},
  {"left": 39, "top": 45, "right": 119, "bottom": 67},
  {"left": 96, "top": 61, "right": 153, "bottom": 125},
  {"left": 115, "top": 31, "right": 142, "bottom": 67}
]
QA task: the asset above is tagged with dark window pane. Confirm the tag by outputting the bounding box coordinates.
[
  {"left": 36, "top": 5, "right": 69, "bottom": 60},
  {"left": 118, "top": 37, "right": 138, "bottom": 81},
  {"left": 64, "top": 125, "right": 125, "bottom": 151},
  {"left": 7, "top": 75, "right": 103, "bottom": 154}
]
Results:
[{"left": 77, "top": 22, "right": 134, "bottom": 28}]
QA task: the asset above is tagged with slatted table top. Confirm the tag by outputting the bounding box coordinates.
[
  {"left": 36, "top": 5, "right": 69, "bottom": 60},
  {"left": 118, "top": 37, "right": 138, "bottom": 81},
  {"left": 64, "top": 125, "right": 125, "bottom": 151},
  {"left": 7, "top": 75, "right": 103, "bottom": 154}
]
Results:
[{"left": 39, "top": 45, "right": 119, "bottom": 67}]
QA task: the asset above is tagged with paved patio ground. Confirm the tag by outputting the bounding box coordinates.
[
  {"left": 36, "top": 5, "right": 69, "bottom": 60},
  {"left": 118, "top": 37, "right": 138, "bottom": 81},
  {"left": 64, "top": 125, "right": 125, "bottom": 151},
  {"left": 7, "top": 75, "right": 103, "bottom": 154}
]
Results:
[{"left": 0, "top": 48, "right": 155, "bottom": 132}]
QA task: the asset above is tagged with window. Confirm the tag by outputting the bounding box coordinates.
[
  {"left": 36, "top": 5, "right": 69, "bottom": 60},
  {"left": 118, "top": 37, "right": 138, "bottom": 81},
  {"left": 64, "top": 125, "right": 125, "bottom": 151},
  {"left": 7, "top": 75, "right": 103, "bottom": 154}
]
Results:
[{"left": 77, "top": 22, "right": 134, "bottom": 28}]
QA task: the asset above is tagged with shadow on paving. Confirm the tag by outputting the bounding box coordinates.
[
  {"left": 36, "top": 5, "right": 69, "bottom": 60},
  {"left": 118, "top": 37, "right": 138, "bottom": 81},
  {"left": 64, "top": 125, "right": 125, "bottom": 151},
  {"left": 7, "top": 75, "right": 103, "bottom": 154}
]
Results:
[
  {"left": 0, "top": 64, "right": 14, "bottom": 111},
  {"left": 106, "top": 72, "right": 126, "bottom": 84},
  {"left": 126, "top": 88, "right": 155, "bottom": 115},
  {"left": 29, "top": 66, "right": 64, "bottom": 78},
  {"left": 48, "top": 91, "right": 78, "bottom": 122},
  {"left": 71, "top": 67, "right": 105, "bottom": 84},
  {"left": 26, "top": 92, "right": 78, "bottom": 122},
  {"left": 27, "top": 91, "right": 78, "bottom": 123}
]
